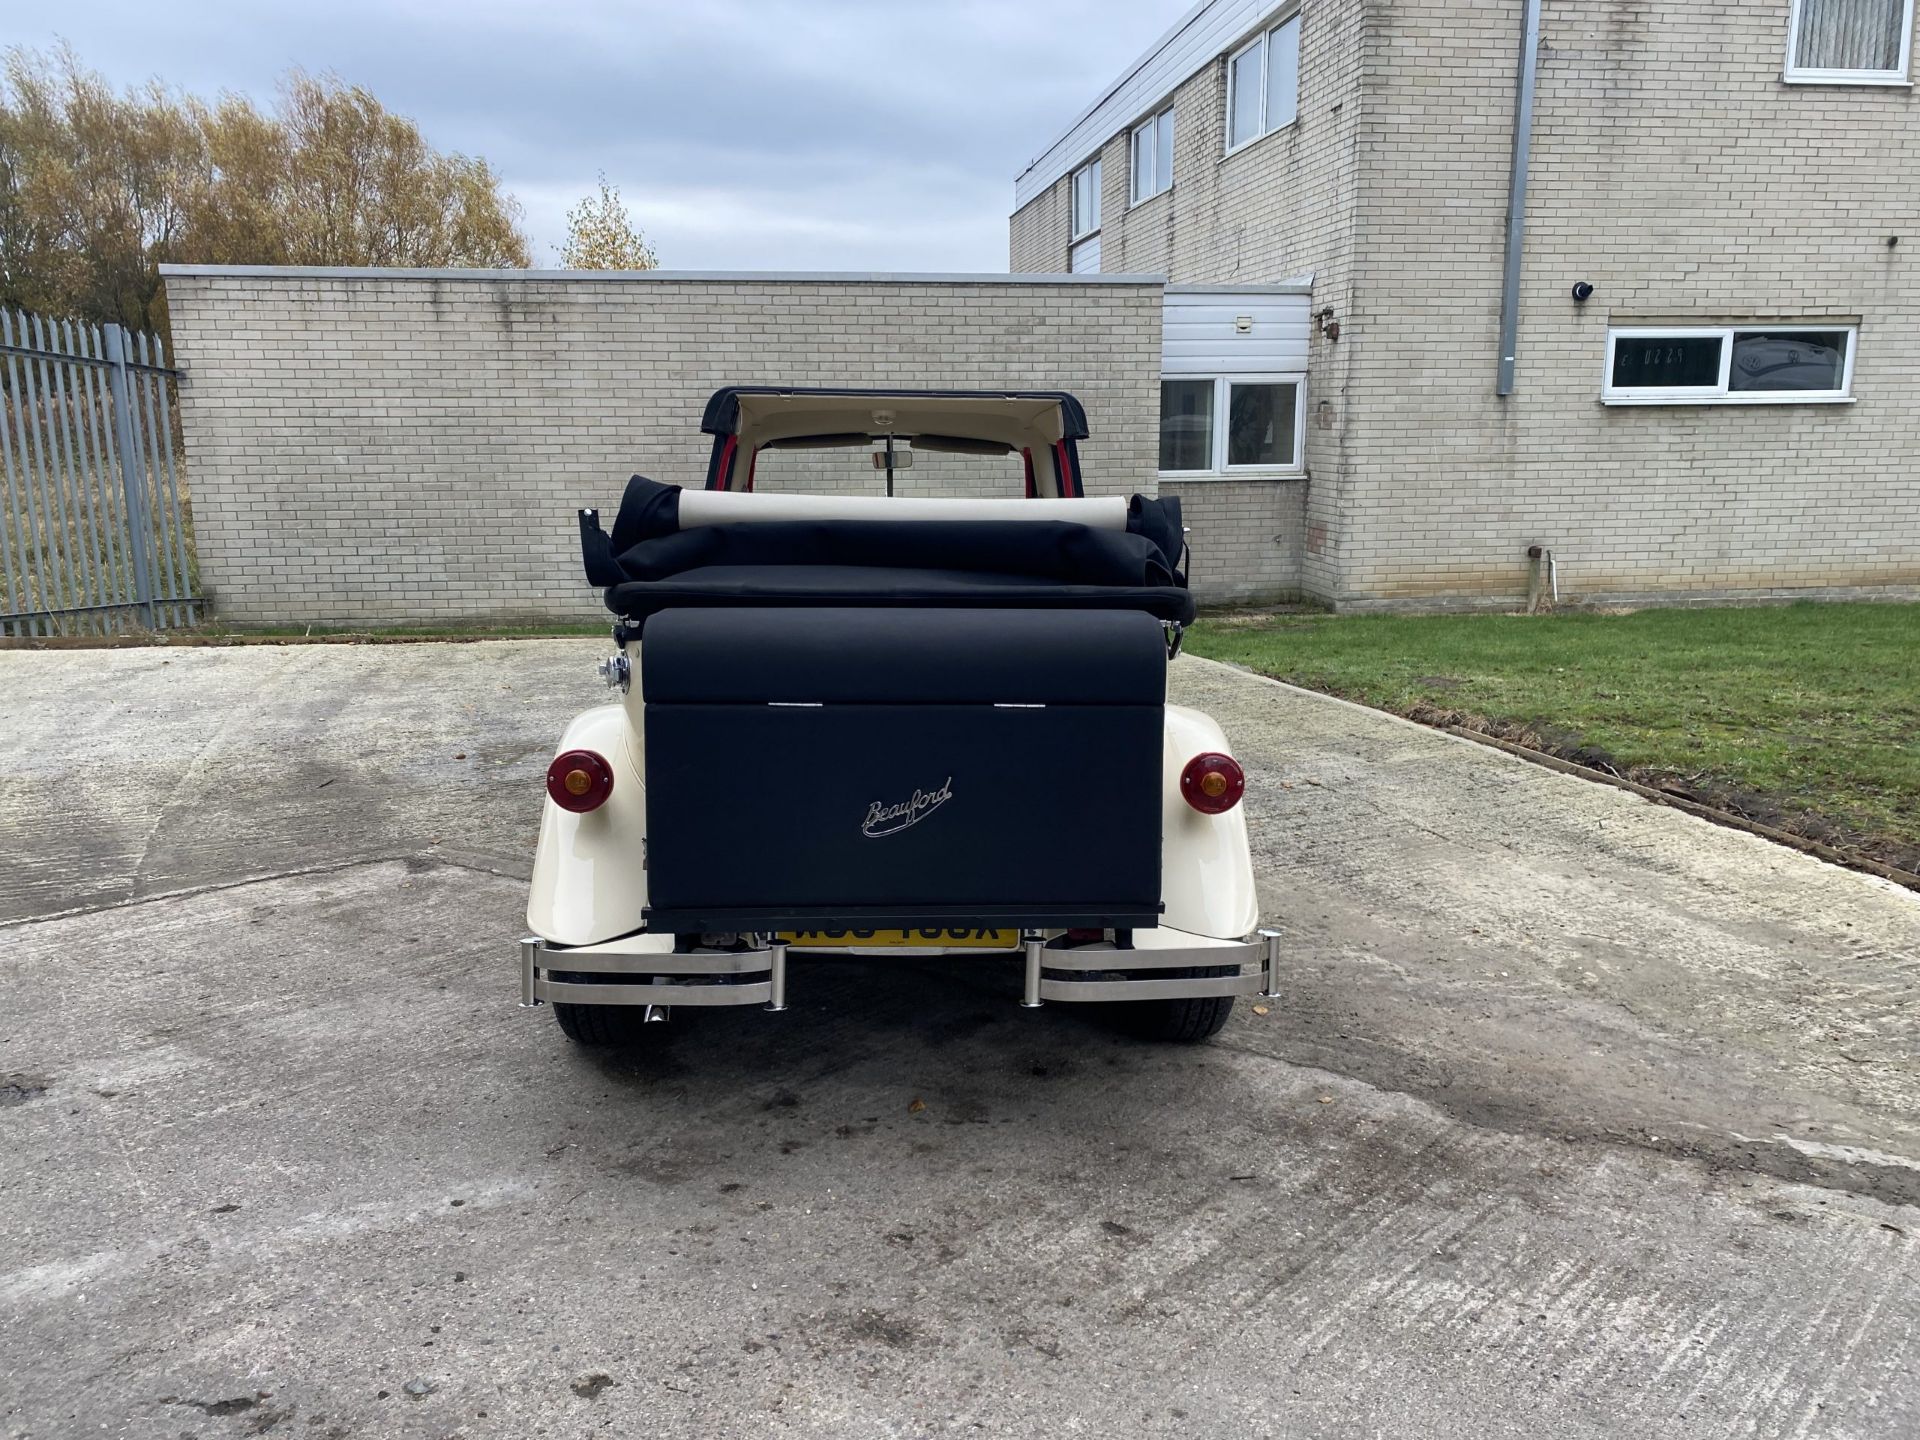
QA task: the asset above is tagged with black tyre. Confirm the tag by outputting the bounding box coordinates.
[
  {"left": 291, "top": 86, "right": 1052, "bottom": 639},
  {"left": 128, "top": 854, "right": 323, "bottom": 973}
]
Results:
[
  {"left": 1111, "top": 965, "right": 1238, "bottom": 1043},
  {"left": 552, "top": 1003, "right": 656, "bottom": 1046},
  {"left": 550, "top": 985, "right": 656, "bottom": 1047}
]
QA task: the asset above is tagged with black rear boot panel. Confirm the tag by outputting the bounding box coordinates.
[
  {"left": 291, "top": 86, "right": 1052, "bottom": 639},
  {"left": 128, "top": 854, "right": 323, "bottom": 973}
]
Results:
[{"left": 641, "top": 608, "right": 1165, "bottom": 932}]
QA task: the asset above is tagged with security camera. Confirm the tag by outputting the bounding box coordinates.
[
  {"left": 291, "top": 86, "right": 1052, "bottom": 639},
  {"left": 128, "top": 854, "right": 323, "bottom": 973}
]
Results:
[{"left": 1571, "top": 281, "right": 1595, "bottom": 303}]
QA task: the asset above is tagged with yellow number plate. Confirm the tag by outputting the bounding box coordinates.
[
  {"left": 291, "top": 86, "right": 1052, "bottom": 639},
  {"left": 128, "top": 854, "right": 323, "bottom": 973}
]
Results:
[{"left": 778, "top": 928, "right": 1018, "bottom": 950}]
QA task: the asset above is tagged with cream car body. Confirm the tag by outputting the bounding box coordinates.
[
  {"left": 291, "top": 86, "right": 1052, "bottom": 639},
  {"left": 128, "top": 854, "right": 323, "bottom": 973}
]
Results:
[
  {"left": 526, "top": 691, "right": 1259, "bottom": 948},
  {"left": 521, "top": 386, "right": 1274, "bottom": 1045}
]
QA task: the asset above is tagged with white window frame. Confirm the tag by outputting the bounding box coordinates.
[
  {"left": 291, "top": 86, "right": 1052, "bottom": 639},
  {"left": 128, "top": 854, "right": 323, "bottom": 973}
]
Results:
[
  {"left": 1601, "top": 324, "right": 1858, "bottom": 406},
  {"left": 1130, "top": 107, "right": 1174, "bottom": 205},
  {"left": 1157, "top": 373, "right": 1307, "bottom": 478},
  {"left": 1224, "top": 8, "right": 1302, "bottom": 155},
  {"left": 1070, "top": 157, "right": 1102, "bottom": 241},
  {"left": 1784, "top": 0, "right": 1914, "bottom": 85}
]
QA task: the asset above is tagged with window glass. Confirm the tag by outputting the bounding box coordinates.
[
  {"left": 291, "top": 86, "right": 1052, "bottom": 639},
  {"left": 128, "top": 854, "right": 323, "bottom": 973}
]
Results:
[
  {"left": 1605, "top": 326, "right": 1855, "bottom": 401},
  {"left": 1159, "top": 380, "right": 1215, "bottom": 470},
  {"left": 1133, "top": 111, "right": 1173, "bottom": 202},
  {"left": 1071, "top": 160, "right": 1100, "bottom": 236},
  {"left": 1229, "top": 42, "right": 1264, "bottom": 148},
  {"left": 1227, "top": 382, "right": 1296, "bottom": 467},
  {"left": 753, "top": 445, "right": 1022, "bottom": 500},
  {"left": 1794, "top": 0, "right": 1907, "bottom": 73},
  {"left": 1611, "top": 335, "right": 1723, "bottom": 390},
  {"left": 1265, "top": 16, "right": 1301, "bottom": 130},
  {"left": 1728, "top": 330, "right": 1849, "bottom": 391}
]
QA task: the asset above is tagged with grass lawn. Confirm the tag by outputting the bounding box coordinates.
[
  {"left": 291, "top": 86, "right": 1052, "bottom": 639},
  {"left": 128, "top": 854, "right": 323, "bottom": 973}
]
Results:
[{"left": 1186, "top": 601, "right": 1920, "bottom": 871}]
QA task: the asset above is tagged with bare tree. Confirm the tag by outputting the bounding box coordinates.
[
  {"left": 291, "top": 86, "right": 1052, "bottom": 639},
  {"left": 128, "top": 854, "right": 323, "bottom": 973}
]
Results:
[
  {"left": 0, "top": 46, "right": 531, "bottom": 334},
  {"left": 558, "top": 173, "right": 658, "bottom": 271}
]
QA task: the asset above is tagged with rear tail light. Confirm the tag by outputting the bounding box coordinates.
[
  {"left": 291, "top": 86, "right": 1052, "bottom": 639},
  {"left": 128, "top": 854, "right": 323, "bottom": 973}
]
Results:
[
  {"left": 546, "top": 749, "right": 614, "bottom": 813},
  {"left": 1180, "top": 752, "right": 1245, "bottom": 815}
]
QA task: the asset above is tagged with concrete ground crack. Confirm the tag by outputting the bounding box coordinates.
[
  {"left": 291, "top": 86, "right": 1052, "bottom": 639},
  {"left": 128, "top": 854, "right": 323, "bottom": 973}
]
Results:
[
  {"left": 0, "top": 850, "right": 529, "bottom": 931},
  {"left": 1210, "top": 1034, "right": 1920, "bottom": 1208}
]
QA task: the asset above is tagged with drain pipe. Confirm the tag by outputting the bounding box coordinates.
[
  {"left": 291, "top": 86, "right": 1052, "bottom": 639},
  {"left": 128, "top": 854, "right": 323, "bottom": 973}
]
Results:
[{"left": 1497, "top": 0, "right": 1544, "bottom": 397}]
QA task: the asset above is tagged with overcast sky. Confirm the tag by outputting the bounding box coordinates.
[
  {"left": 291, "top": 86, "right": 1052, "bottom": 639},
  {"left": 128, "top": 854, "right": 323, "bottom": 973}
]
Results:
[{"left": 25, "top": 0, "right": 1183, "bottom": 271}]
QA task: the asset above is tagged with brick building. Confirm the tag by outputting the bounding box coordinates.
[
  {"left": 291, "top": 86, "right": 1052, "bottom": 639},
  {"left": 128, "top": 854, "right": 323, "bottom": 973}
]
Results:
[{"left": 1011, "top": 0, "right": 1920, "bottom": 608}]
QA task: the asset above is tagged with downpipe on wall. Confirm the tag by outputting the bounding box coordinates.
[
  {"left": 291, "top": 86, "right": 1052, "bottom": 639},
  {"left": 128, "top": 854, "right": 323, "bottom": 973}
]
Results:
[{"left": 1497, "top": 0, "right": 1545, "bottom": 397}]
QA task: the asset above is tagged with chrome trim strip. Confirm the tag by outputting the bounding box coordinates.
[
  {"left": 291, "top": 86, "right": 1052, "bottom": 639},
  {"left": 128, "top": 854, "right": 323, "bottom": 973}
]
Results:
[
  {"left": 521, "top": 931, "right": 1272, "bottom": 1009},
  {"left": 1259, "top": 927, "right": 1283, "bottom": 999},
  {"left": 519, "top": 935, "right": 541, "bottom": 1008},
  {"left": 533, "top": 977, "right": 773, "bottom": 1007},
  {"left": 1039, "top": 938, "right": 1263, "bottom": 972},
  {"left": 766, "top": 939, "right": 789, "bottom": 1013},
  {"left": 1039, "top": 972, "right": 1268, "bottom": 1002},
  {"left": 542, "top": 949, "right": 771, "bottom": 976}
]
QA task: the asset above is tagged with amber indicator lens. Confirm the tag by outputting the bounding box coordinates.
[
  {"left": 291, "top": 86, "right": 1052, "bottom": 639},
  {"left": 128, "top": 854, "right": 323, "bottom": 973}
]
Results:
[
  {"left": 1179, "top": 752, "right": 1245, "bottom": 814},
  {"left": 546, "top": 749, "right": 614, "bottom": 813}
]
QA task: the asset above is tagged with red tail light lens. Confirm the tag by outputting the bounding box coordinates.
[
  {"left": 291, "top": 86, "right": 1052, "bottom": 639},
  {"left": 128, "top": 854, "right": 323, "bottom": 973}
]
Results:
[
  {"left": 546, "top": 749, "right": 614, "bottom": 813},
  {"left": 1180, "top": 752, "right": 1245, "bottom": 814}
]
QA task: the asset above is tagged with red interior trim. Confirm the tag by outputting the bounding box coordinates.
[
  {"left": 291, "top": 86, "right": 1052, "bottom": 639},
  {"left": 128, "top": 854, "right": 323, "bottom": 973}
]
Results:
[{"left": 1052, "top": 441, "right": 1080, "bottom": 499}]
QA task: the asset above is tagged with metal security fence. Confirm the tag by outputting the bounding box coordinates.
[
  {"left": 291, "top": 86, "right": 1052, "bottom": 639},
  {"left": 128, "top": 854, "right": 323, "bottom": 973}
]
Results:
[{"left": 0, "top": 309, "right": 199, "bottom": 635}]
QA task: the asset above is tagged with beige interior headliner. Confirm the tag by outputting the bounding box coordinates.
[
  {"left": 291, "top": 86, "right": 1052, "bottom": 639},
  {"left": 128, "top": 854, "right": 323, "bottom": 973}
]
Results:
[{"left": 733, "top": 393, "right": 1069, "bottom": 451}]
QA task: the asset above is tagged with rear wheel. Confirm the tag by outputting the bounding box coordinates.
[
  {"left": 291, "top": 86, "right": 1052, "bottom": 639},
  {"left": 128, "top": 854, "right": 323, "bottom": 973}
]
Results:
[
  {"left": 552, "top": 1002, "right": 656, "bottom": 1047},
  {"left": 548, "top": 971, "right": 661, "bottom": 1047},
  {"left": 1111, "top": 965, "right": 1238, "bottom": 1043}
]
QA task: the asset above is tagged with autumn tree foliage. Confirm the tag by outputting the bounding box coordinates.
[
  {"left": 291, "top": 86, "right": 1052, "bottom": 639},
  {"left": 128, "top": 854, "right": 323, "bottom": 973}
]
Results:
[
  {"left": 0, "top": 46, "right": 531, "bottom": 335},
  {"left": 558, "top": 174, "right": 658, "bottom": 271}
]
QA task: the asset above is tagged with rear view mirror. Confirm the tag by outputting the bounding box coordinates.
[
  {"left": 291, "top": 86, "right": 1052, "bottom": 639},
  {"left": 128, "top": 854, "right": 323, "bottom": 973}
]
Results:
[{"left": 871, "top": 449, "right": 913, "bottom": 469}]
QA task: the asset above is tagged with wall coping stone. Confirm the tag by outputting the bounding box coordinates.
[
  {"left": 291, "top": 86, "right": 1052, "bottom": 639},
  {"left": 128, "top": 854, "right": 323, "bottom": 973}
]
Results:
[{"left": 159, "top": 265, "right": 1170, "bottom": 287}]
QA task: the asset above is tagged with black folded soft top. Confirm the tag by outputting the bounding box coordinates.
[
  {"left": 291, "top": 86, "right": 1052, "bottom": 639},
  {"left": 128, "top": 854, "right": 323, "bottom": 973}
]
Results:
[{"left": 578, "top": 476, "right": 1195, "bottom": 627}]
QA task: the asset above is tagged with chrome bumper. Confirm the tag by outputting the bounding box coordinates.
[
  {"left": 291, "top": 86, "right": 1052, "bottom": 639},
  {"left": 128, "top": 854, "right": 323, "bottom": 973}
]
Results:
[{"left": 520, "top": 928, "right": 1284, "bottom": 1011}]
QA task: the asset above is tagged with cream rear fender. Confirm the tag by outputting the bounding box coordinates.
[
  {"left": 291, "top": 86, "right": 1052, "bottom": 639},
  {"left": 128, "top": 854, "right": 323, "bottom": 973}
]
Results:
[
  {"left": 528, "top": 690, "right": 1257, "bottom": 945},
  {"left": 1161, "top": 704, "right": 1260, "bottom": 940},
  {"left": 526, "top": 703, "right": 648, "bottom": 946}
]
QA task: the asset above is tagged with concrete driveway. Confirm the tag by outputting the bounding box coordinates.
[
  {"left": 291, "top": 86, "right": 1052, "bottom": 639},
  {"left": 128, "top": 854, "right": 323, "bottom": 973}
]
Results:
[{"left": 2, "top": 641, "right": 1916, "bottom": 1439}]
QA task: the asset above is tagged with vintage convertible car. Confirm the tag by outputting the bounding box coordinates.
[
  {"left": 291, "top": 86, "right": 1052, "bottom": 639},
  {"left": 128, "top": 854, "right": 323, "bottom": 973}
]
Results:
[{"left": 520, "top": 387, "right": 1278, "bottom": 1044}]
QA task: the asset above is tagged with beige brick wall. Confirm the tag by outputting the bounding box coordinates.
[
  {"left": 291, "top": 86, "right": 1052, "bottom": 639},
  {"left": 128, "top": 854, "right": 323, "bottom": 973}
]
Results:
[
  {"left": 1008, "top": 180, "right": 1071, "bottom": 276},
  {"left": 1012, "top": 0, "right": 1920, "bottom": 609},
  {"left": 1338, "top": 0, "right": 1920, "bottom": 607},
  {"left": 1170, "top": 478, "right": 1312, "bottom": 602},
  {"left": 1010, "top": 0, "right": 1372, "bottom": 604},
  {"left": 164, "top": 273, "right": 1163, "bottom": 626}
]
